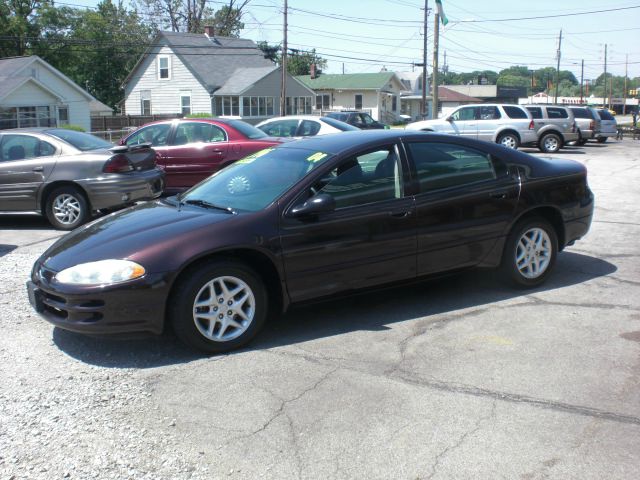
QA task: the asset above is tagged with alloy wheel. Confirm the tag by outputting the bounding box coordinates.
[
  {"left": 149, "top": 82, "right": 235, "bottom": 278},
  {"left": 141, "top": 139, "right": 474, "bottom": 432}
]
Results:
[
  {"left": 52, "top": 194, "right": 82, "bottom": 226},
  {"left": 515, "top": 227, "right": 552, "bottom": 279}
]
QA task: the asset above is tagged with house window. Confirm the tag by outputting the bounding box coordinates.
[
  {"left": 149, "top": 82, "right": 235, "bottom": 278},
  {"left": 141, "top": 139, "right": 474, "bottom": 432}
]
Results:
[
  {"left": 316, "top": 93, "right": 330, "bottom": 110},
  {"left": 214, "top": 96, "right": 241, "bottom": 116},
  {"left": 57, "top": 106, "right": 69, "bottom": 126},
  {"left": 392, "top": 96, "right": 397, "bottom": 112},
  {"left": 355, "top": 94, "right": 363, "bottom": 110},
  {"left": 286, "top": 96, "right": 312, "bottom": 115},
  {"left": 158, "top": 56, "right": 171, "bottom": 80},
  {"left": 140, "top": 90, "right": 151, "bottom": 115},
  {"left": 238, "top": 97, "right": 276, "bottom": 117},
  {"left": 180, "top": 91, "right": 191, "bottom": 116},
  {"left": 0, "top": 107, "right": 53, "bottom": 130}
]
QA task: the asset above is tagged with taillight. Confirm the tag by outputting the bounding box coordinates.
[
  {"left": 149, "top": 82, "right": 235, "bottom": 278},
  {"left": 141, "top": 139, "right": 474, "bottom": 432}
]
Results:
[
  {"left": 103, "top": 154, "right": 134, "bottom": 173},
  {"left": 528, "top": 119, "right": 535, "bottom": 130},
  {"left": 589, "top": 120, "right": 594, "bottom": 130}
]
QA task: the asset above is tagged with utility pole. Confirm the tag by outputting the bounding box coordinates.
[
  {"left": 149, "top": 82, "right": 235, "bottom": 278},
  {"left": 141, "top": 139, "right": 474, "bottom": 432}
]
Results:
[
  {"left": 421, "top": 0, "right": 429, "bottom": 120},
  {"left": 580, "top": 59, "right": 584, "bottom": 103},
  {"left": 554, "top": 29, "right": 562, "bottom": 104},
  {"left": 623, "top": 54, "right": 628, "bottom": 115},
  {"left": 432, "top": 12, "right": 440, "bottom": 119},
  {"left": 280, "top": 0, "right": 288, "bottom": 116},
  {"left": 603, "top": 43, "right": 608, "bottom": 109}
]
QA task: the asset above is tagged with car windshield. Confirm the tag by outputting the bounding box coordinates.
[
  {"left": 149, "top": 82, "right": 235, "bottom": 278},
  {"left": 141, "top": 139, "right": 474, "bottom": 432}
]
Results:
[
  {"left": 179, "top": 147, "right": 334, "bottom": 212},
  {"left": 45, "top": 129, "right": 113, "bottom": 151},
  {"left": 320, "top": 117, "right": 359, "bottom": 131},
  {"left": 227, "top": 119, "right": 268, "bottom": 139}
]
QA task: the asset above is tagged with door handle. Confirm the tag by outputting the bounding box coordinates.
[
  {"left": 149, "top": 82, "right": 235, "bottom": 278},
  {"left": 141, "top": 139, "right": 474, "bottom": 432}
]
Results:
[
  {"left": 32, "top": 166, "right": 44, "bottom": 172},
  {"left": 389, "top": 209, "right": 412, "bottom": 218},
  {"left": 490, "top": 191, "right": 507, "bottom": 199}
]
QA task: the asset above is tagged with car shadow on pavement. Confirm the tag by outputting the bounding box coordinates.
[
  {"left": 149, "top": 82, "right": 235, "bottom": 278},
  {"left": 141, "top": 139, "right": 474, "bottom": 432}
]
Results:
[
  {"left": 0, "top": 215, "right": 53, "bottom": 230},
  {"left": 51, "top": 251, "right": 616, "bottom": 368},
  {"left": 0, "top": 244, "right": 17, "bottom": 258}
]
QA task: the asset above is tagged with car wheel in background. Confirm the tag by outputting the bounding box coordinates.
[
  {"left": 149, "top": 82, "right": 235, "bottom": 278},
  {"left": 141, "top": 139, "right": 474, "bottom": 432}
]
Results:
[
  {"left": 597, "top": 137, "right": 607, "bottom": 143},
  {"left": 45, "top": 186, "right": 91, "bottom": 230},
  {"left": 538, "top": 133, "right": 563, "bottom": 153},
  {"left": 501, "top": 217, "right": 558, "bottom": 288},
  {"left": 170, "top": 260, "right": 268, "bottom": 353},
  {"left": 497, "top": 132, "right": 519, "bottom": 149}
]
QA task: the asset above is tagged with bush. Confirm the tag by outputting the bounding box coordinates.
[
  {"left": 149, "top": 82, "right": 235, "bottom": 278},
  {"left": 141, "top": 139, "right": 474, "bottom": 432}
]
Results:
[
  {"left": 59, "top": 124, "right": 86, "bottom": 132},
  {"left": 185, "top": 113, "right": 213, "bottom": 118}
]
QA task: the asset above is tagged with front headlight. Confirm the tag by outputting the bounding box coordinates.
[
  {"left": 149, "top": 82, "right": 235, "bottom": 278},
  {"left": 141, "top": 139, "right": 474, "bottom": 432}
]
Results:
[{"left": 55, "top": 260, "right": 146, "bottom": 285}]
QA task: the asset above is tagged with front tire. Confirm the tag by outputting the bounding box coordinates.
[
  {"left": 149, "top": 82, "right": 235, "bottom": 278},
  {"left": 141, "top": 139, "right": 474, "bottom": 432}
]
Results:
[
  {"left": 169, "top": 260, "right": 268, "bottom": 353},
  {"left": 597, "top": 137, "right": 607, "bottom": 143},
  {"left": 501, "top": 217, "right": 558, "bottom": 288},
  {"left": 497, "top": 132, "right": 519, "bottom": 149},
  {"left": 45, "top": 185, "right": 90, "bottom": 230},
  {"left": 539, "top": 133, "right": 563, "bottom": 153}
]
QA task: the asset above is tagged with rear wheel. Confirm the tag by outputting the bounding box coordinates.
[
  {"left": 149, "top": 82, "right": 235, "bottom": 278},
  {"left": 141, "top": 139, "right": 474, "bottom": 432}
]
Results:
[
  {"left": 501, "top": 217, "right": 558, "bottom": 288},
  {"left": 597, "top": 137, "right": 607, "bottom": 143},
  {"left": 497, "top": 132, "right": 519, "bottom": 149},
  {"left": 45, "top": 186, "right": 90, "bottom": 230},
  {"left": 538, "top": 133, "right": 563, "bottom": 153},
  {"left": 169, "top": 260, "right": 268, "bottom": 353},
  {"left": 576, "top": 130, "right": 588, "bottom": 145}
]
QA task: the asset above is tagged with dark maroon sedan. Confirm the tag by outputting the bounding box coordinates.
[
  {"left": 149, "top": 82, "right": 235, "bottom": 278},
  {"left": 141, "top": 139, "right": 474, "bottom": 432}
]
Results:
[
  {"left": 120, "top": 118, "right": 282, "bottom": 194},
  {"left": 28, "top": 131, "right": 594, "bottom": 353}
]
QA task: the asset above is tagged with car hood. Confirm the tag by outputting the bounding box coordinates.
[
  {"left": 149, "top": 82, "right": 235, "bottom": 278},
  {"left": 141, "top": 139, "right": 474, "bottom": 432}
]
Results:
[{"left": 40, "top": 200, "right": 240, "bottom": 272}]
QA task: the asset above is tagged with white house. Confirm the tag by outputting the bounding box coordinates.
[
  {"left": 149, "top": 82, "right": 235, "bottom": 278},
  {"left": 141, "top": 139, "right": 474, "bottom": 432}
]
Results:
[
  {"left": 295, "top": 71, "right": 404, "bottom": 123},
  {"left": 397, "top": 70, "right": 431, "bottom": 121},
  {"left": 123, "top": 29, "right": 315, "bottom": 120},
  {"left": 0, "top": 56, "right": 96, "bottom": 131}
]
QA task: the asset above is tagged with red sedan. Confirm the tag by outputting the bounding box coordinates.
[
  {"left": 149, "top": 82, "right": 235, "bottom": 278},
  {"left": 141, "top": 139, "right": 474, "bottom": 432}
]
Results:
[{"left": 120, "top": 118, "right": 282, "bottom": 194}]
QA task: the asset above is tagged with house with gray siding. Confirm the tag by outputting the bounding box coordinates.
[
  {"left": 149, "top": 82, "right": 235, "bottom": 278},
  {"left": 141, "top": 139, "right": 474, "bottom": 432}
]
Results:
[
  {"left": 0, "top": 56, "right": 96, "bottom": 131},
  {"left": 123, "top": 29, "right": 315, "bottom": 120}
]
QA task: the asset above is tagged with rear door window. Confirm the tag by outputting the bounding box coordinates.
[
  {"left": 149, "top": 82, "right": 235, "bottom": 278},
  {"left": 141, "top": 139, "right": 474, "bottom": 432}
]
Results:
[
  {"left": 479, "top": 106, "right": 501, "bottom": 120},
  {"left": 172, "top": 122, "right": 226, "bottom": 145},
  {"left": 571, "top": 108, "right": 590, "bottom": 119}
]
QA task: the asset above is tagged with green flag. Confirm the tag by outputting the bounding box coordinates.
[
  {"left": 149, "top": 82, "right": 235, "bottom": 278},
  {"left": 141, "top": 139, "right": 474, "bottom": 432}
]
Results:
[{"left": 435, "top": 0, "right": 449, "bottom": 26}]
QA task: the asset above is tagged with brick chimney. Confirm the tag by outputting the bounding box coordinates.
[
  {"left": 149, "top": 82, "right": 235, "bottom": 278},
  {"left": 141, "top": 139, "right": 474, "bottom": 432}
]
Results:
[
  {"left": 310, "top": 63, "right": 316, "bottom": 79},
  {"left": 204, "top": 25, "right": 215, "bottom": 37}
]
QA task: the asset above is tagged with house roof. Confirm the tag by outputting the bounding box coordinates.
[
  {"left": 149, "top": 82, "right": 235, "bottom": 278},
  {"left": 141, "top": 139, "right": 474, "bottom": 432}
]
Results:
[
  {"left": 0, "top": 55, "right": 95, "bottom": 102},
  {"left": 438, "top": 86, "right": 481, "bottom": 102},
  {"left": 295, "top": 72, "right": 399, "bottom": 91},
  {"left": 215, "top": 66, "right": 278, "bottom": 95},
  {"left": 125, "top": 31, "right": 275, "bottom": 93}
]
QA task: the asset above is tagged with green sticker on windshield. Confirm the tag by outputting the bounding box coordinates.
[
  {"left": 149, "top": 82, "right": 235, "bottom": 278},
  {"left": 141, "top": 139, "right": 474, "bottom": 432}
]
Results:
[
  {"left": 307, "top": 152, "right": 328, "bottom": 162},
  {"left": 237, "top": 148, "right": 274, "bottom": 164}
]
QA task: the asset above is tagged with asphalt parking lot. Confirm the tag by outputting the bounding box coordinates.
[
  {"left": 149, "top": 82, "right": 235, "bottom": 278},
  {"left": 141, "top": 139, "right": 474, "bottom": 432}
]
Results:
[{"left": 1, "top": 138, "right": 639, "bottom": 479}]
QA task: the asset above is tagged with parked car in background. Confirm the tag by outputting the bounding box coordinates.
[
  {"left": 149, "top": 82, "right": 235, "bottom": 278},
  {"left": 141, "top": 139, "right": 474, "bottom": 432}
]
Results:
[
  {"left": 523, "top": 105, "right": 578, "bottom": 153},
  {"left": 596, "top": 109, "right": 617, "bottom": 143},
  {"left": 406, "top": 104, "right": 537, "bottom": 150},
  {"left": 120, "top": 118, "right": 283, "bottom": 194},
  {"left": 0, "top": 128, "right": 164, "bottom": 230},
  {"left": 324, "top": 111, "right": 388, "bottom": 129},
  {"left": 28, "top": 130, "right": 594, "bottom": 353},
  {"left": 567, "top": 106, "right": 601, "bottom": 145},
  {"left": 256, "top": 115, "right": 359, "bottom": 138}
]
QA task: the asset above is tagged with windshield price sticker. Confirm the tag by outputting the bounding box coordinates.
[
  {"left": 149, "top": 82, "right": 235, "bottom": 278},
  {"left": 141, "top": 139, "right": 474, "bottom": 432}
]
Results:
[
  {"left": 237, "top": 148, "right": 274, "bottom": 164},
  {"left": 307, "top": 152, "right": 328, "bottom": 162}
]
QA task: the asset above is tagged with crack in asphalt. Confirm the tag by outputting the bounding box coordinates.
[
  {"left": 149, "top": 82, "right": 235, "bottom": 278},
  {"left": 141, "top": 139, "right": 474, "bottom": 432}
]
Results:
[
  {"left": 592, "top": 220, "right": 640, "bottom": 227},
  {"left": 426, "top": 399, "right": 497, "bottom": 479},
  {"left": 392, "top": 372, "right": 640, "bottom": 426}
]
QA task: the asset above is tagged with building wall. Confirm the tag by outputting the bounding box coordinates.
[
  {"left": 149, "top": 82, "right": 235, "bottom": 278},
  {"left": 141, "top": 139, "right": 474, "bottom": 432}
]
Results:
[
  {"left": 1, "top": 59, "right": 93, "bottom": 131},
  {"left": 124, "top": 44, "right": 212, "bottom": 115}
]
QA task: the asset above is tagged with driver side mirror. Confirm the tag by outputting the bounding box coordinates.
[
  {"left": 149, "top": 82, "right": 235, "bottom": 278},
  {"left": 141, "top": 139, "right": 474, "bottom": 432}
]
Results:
[{"left": 288, "top": 193, "right": 336, "bottom": 218}]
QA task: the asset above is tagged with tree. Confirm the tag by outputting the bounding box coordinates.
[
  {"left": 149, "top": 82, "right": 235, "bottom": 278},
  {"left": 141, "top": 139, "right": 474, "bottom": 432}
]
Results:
[
  {"left": 0, "top": 0, "right": 44, "bottom": 57},
  {"left": 257, "top": 43, "right": 328, "bottom": 75},
  {"left": 136, "top": 0, "right": 249, "bottom": 35}
]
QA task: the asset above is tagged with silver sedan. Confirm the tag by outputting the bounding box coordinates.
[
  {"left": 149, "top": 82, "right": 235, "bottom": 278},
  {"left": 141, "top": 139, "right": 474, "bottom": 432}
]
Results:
[{"left": 0, "top": 128, "right": 164, "bottom": 229}]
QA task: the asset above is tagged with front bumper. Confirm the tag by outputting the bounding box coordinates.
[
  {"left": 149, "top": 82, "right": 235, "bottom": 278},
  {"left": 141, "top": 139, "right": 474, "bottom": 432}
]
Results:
[
  {"left": 27, "top": 262, "right": 171, "bottom": 335},
  {"left": 78, "top": 168, "right": 165, "bottom": 211}
]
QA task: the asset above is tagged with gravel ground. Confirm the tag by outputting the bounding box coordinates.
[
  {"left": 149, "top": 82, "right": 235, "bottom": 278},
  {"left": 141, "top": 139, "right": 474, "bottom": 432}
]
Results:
[{"left": 1, "top": 139, "right": 639, "bottom": 479}]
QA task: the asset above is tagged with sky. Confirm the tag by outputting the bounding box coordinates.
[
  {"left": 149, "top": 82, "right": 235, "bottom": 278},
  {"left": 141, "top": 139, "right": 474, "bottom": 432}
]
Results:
[{"left": 63, "top": 0, "right": 640, "bottom": 81}]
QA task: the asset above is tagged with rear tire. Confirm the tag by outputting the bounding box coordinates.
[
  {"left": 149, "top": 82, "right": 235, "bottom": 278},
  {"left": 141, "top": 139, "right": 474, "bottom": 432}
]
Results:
[
  {"left": 500, "top": 217, "right": 558, "bottom": 288},
  {"left": 576, "top": 130, "right": 588, "bottom": 145},
  {"left": 497, "top": 132, "right": 519, "bottom": 149},
  {"left": 597, "top": 137, "right": 607, "bottom": 143},
  {"left": 169, "top": 260, "right": 268, "bottom": 353},
  {"left": 538, "top": 133, "right": 563, "bottom": 153},
  {"left": 45, "top": 185, "right": 90, "bottom": 230}
]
